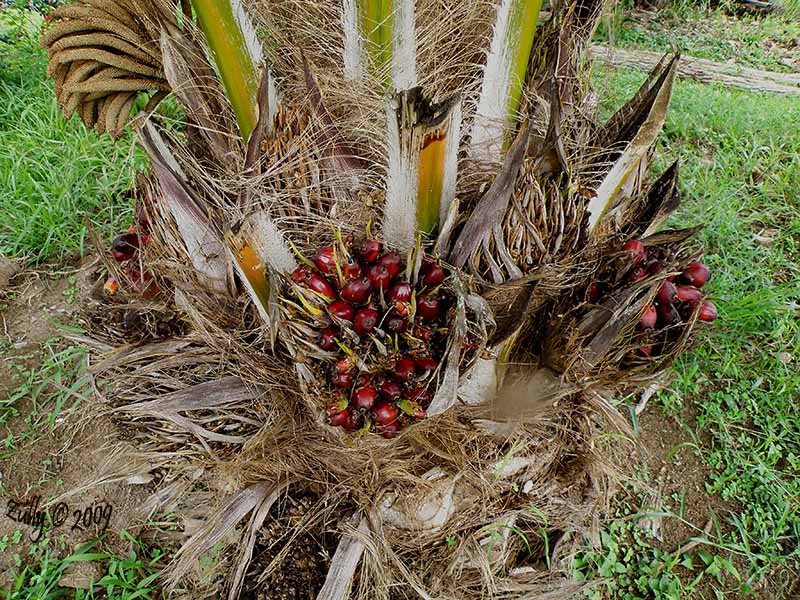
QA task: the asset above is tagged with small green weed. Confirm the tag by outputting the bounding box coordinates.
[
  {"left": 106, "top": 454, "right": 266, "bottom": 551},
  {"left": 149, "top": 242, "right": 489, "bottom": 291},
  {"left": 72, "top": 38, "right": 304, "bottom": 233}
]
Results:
[{"left": 4, "top": 532, "right": 162, "bottom": 600}]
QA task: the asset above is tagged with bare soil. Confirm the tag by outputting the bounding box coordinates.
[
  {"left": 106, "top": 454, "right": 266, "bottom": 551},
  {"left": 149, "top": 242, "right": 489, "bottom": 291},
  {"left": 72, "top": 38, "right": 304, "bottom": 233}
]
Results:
[{"left": 0, "top": 257, "right": 155, "bottom": 591}]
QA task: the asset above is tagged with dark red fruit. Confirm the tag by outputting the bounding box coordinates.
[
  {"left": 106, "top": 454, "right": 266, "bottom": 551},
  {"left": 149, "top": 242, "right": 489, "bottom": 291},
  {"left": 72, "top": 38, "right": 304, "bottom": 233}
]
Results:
[
  {"left": 407, "top": 386, "right": 432, "bottom": 406},
  {"left": 639, "top": 344, "right": 654, "bottom": 358},
  {"left": 358, "top": 239, "right": 383, "bottom": 263},
  {"left": 394, "top": 356, "right": 416, "bottom": 381},
  {"left": 353, "top": 386, "right": 378, "bottom": 410},
  {"left": 379, "top": 252, "right": 403, "bottom": 279},
  {"left": 698, "top": 301, "right": 718, "bottom": 322},
  {"left": 111, "top": 232, "right": 139, "bottom": 262},
  {"left": 422, "top": 265, "right": 446, "bottom": 287},
  {"left": 385, "top": 316, "right": 407, "bottom": 334},
  {"left": 627, "top": 267, "right": 647, "bottom": 283},
  {"left": 342, "top": 257, "right": 362, "bottom": 280},
  {"left": 585, "top": 282, "right": 601, "bottom": 303},
  {"left": 415, "top": 326, "right": 433, "bottom": 343},
  {"left": 388, "top": 281, "right": 412, "bottom": 302},
  {"left": 657, "top": 281, "right": 678, "bottom": 305},
  {"left": 657, "top": 302, "right": 681, "bottom": 327},
  {"left": 291, "top": 265, "right": 310, "bottom": 283},
  {"left": 676, "top": 285, "right": 704, "bottom": 306},
  {"left": 330, "top": 408, "right": 351, "bottom": 427},
  {"left": 683, "top": 262, "right": 710, "bottom": 288},
  {"left": 415, "top": 357, "right": 438, "bottom": 374},
  {"left": 333, "top": 371, "right": 354, "bottom": 388},
  {"left": 336, "top": 357, "right": 354, "bottom": 373},
  {"left": 368, "top": 264, "right": 392, "bottom": 291},
  {"left": 354, "top": 308, "right": 380, "bottom": 336},
  {"left": 341, "top": 277, "right": 372, "bottom": 303},
  {"left": 314, "top": 246, "right": 337, "bottom": 274},
  {"left": 416, "top": 295, "right": 441, "bottom": 321},
  {"left": 343, "top": 410, "right": 364, "bottom": 430},
  {"left": 319, "top": 327, "right": 339, "bottom": 351},
  {"left": 638, "top": 306, "right": 657, "bottom": 330},
  {"left": 300, "top": 269, "right": 336, "bottom": 300},
  {"left": 623, "top": 239, "right": 646, "bottom": 264},
  {"left": 647, "top": 261, "right": 664, "bottom": 275},
  {"left": 328, "top": 300, "right": 355, "bottom": 321},
  {"left": 373, "top": 401, "right": 399, "bottom": 425},
  {"left": 380, "top": 379, "right": 403, "bottom": 401},
  {"left": 380, "top": 421, "right": 400, "bottom": 438}
]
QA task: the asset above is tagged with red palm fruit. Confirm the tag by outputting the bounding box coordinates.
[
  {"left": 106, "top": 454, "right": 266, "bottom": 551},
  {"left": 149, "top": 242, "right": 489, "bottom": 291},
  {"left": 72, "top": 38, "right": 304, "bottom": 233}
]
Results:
[
  {"left": 128, "top": 269, "right": 159, "bottom": 299},
  {"left": 342, "top": 257, "right": 362, "bottom": 280},
  {"left": 343, "top": 410, "right": 364, "bottom": 430},
  {"left": 373, "top": 401, "right": 399, "bottom": 425},
  {"left": 627, "top": 267, "right": 647, "bottom": 283},
  {"left": 623, "top": 239, "right": 646, "bottom": 264},
  {"left": 585, "top": 282, "right": 601, "bottom": 303},
  {"left": 657, "top": 302, "right": 681, "bottom": 326},
  {"left": 314, "top": 246, "right": 337, "bottom": 274},
  {"left": 379, "top": 252, "right": 403, "bottom": 279},
  {"left": 305, "top": 273, "right": 336, "bottom": 300},
  {"left": 394, "top": 356, "right": 417, "bottom": 381},
  {"left": 676, "top": 285, "right": 704, "bottom": 306},
  {"left": 292, "top": 266, "right": 309, "bottom": 283},
  {"left": 355, "top": 373, "right": 371, "bottom": 388},
  {"left": 103, "top": 276, "right": 119, "bottom": 296},
  {"left": 329, "top": 408, "right": 351, "bottom": 427},
  {"left": 336, "top": 357, "right": 354, "bottom": 373},
  {"left": 407, "top": 386, "right": 432, "bottom": 406},
  {"left": 647, "top": 260, "right": 664, "bottom": 275},
  {"left": 683, "top": 262, "right": 711, "bottom": 287},
  {"left": 341, "top": 277, "right": 372, "bottom": 303},
  {"left": 358, "top": 239, "right": 382, "bottom": 263},
  {"left": 380, "top": 421, "right": 401, "bottom": 438},
  {"left": 319, "top": 327, "right": 339, "bottom": 351},
  {"left": 657, "top": 281, "right": 678, "bottom": 305},
  {"left": 698, "top": 301, "right": 718, "bottom": 322},
  {"left": 139, "top": 233, "right": 150, "bottom": 246},
  {"left": 415, "top": 357, "right": 438, "bottom": 374},
  {"left": 415, "top": 325, "right": 433, "bottom": 342},
  {"left": 333, "top": 371, "right": 354, "bottom": 388},
  {"left": 328, "top": 300, "right": 355, "bottom": 321},
  {"left": 380, "top": 379, "right": 403, "bottom": 401},
  {"left": 388, "top": 281, "right": 412, "bottom": 302},
  {"left": 416, "top": 295, "right": 441, "bottom": 321},
  {"left": 111, "top": 232, "right": 139, "bottom": 262},
  {"left": 638, "top": 306, "right": 658, "bottom": 330},
  {"left": 354, "top": 308, "right": 380, "bottom": 336},
  {"left": 640, "top": 344, "right": 654, "bottom": 358},
  {"left": 353, "top": 386, "right": 378, "bottom": 410},
  {"left": 422, "top": 265, "right": 446, "bottom": 287},
  {"left": 368, "top": 264, "right": 392, "bottom": 291},
  {"left": 385, "top": 316, "right": 407, "bottom": 334}
]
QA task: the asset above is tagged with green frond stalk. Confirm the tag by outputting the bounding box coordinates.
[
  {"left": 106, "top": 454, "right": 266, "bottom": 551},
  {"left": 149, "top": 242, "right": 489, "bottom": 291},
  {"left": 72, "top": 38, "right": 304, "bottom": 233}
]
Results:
[
  {"left": 506, "top": 0, "right": 543, "bottom": 134},
  {"left": 416, "top": 132, "right": 447, "bottom": 236},
  {"left": 190, "top": 0, "right": 259, "bottom": 141},
  {"left": 360, "top": 0, "right": 394, "bottom": 85}
]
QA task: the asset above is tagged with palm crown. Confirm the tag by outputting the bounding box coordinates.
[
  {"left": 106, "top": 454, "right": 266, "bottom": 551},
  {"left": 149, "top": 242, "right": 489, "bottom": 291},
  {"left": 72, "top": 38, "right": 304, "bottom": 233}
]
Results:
[{"left": 41, "top": 0, "right": 717, "bottom": 597}]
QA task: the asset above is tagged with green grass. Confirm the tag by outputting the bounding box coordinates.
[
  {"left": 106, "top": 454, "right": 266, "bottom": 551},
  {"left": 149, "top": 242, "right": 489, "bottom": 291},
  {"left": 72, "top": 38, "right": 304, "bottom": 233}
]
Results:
[
  {"left": 597, "top": 1, "right": 800, "bottom": 74},
  {"left": 4, "top": 532, "right": 162, "bottom": 600},
  {"left": 583, "top": 67, "right": 800, "bottom": 598},
  {"left": 0, "top": 8, "right": 140, "bottom": 264}
]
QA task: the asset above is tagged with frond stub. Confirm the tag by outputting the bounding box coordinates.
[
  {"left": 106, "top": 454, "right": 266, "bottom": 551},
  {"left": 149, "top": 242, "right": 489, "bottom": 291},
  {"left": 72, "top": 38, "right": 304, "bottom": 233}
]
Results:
[{"left": 384, "top": 89, "right": 462, "bottom": 250}]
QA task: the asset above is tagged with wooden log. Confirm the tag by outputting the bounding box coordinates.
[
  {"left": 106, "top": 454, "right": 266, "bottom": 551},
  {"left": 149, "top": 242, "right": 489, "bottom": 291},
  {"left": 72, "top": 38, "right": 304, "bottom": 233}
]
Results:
[{"left": 590, "top": 44, "right": 800, "bottom": 96}]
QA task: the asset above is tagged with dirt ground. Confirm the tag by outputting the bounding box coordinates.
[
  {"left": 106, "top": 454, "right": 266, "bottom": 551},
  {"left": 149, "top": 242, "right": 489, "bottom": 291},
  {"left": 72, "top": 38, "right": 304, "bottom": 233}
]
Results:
[{"left": 0, "top": 257, "right": 155, "bottom": 590}]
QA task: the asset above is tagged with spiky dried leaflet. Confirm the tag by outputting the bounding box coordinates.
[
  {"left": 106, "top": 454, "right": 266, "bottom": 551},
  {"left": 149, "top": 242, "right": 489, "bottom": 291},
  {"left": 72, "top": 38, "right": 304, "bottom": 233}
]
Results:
[{"left": 46, "top": 0, "right": 723, "bottom": 597}]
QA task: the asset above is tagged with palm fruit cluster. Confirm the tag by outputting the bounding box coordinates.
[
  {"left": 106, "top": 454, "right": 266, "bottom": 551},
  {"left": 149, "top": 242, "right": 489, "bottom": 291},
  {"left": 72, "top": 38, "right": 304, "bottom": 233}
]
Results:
[
  {"left": 103, "top": 202, "right": 159, "bottom": 299},
  {"left": 586, "top": 237, "right": 718, "bottom": 360},
  {"left": 286, "top": 235, "right": 455, "bottom": 437}
]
